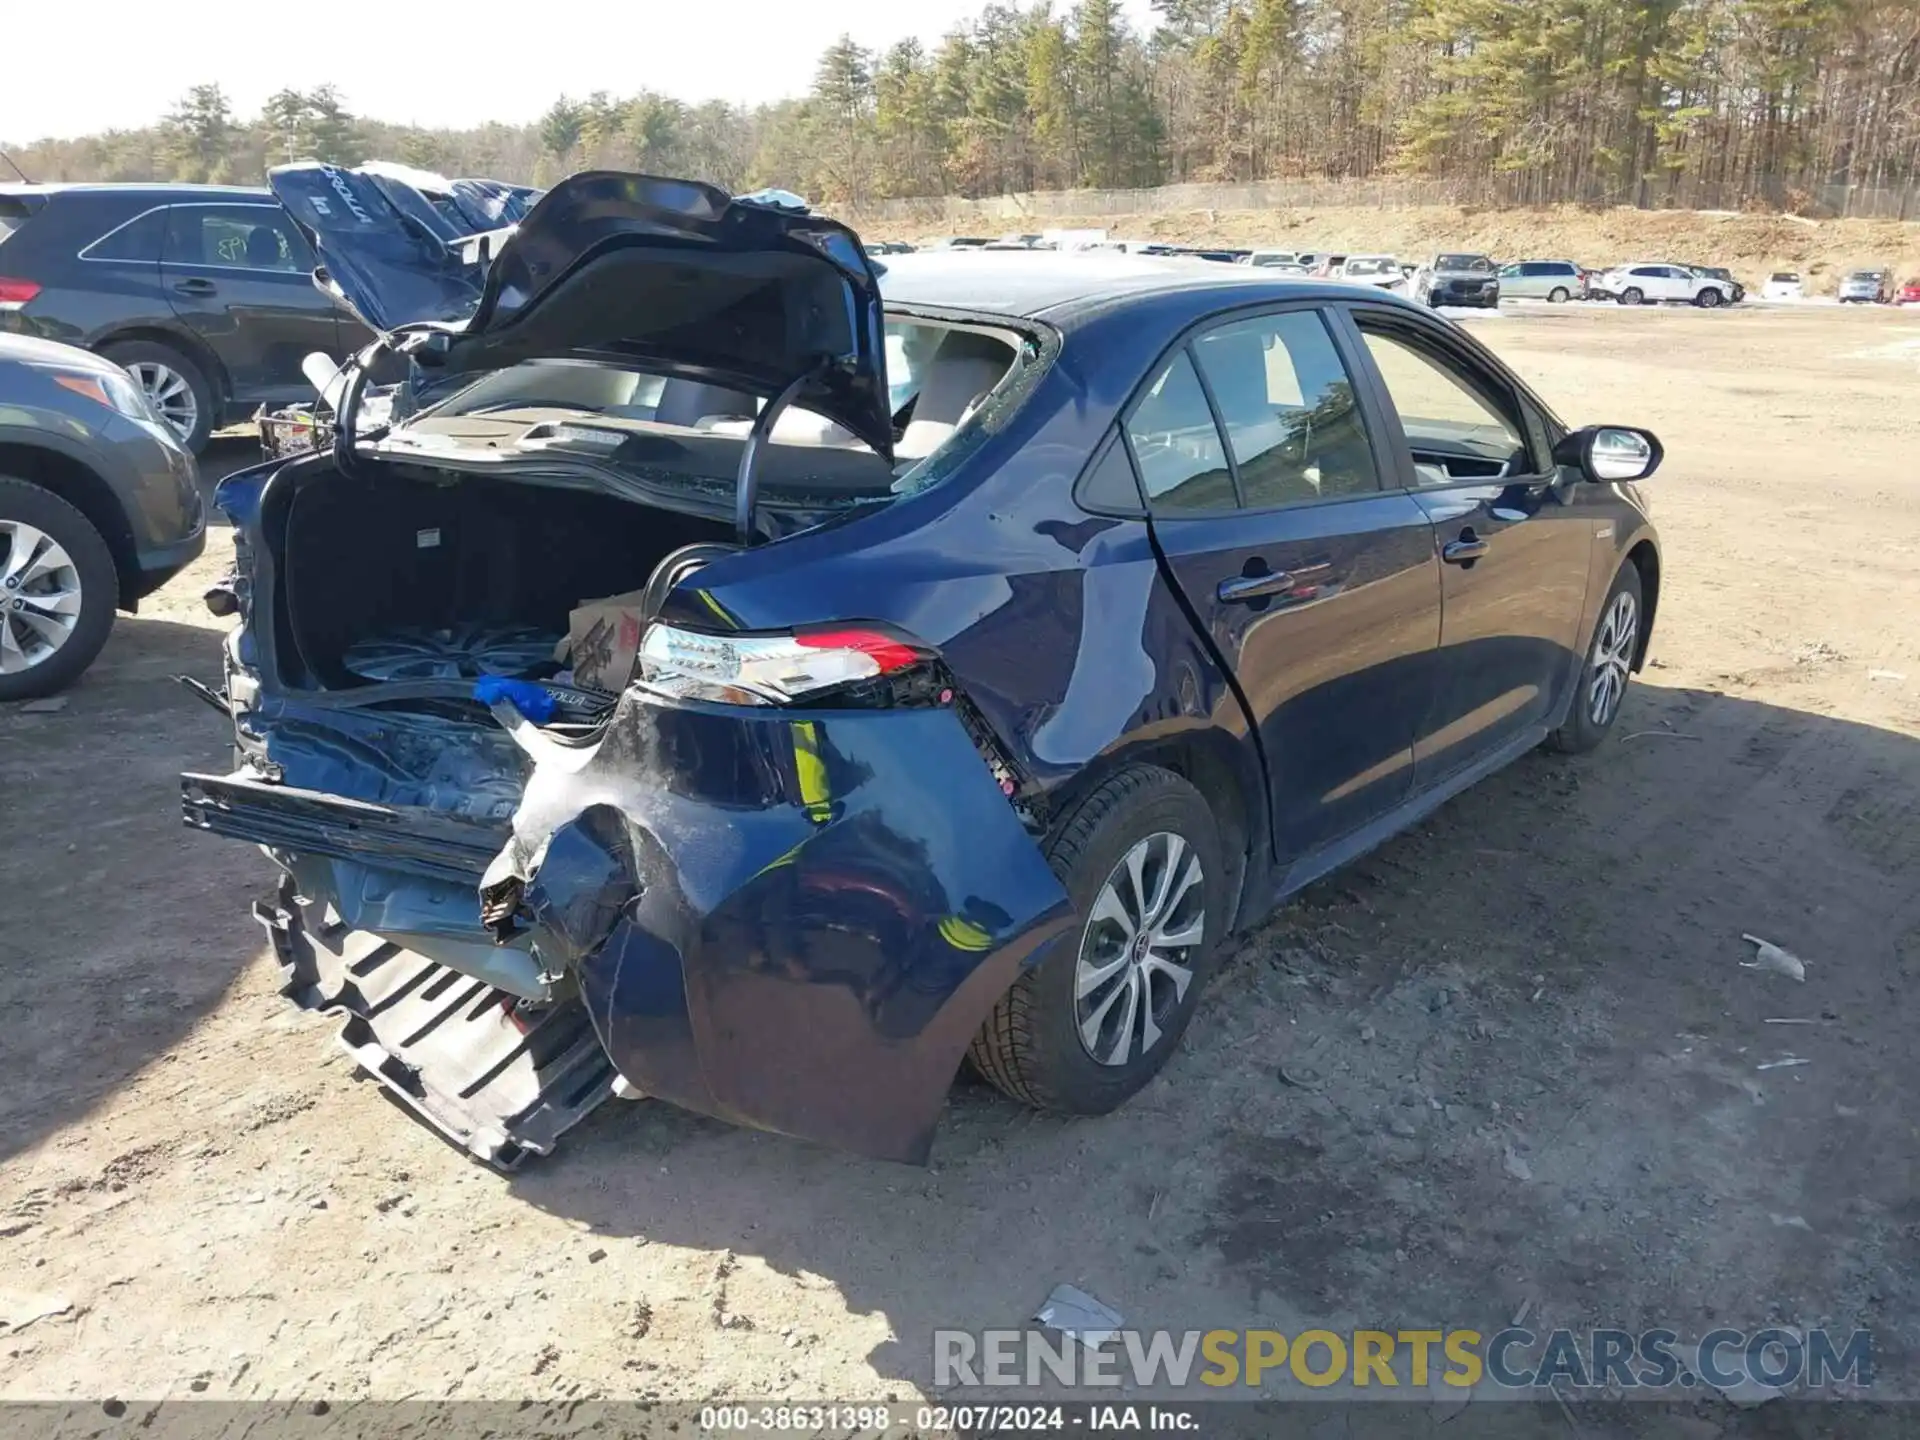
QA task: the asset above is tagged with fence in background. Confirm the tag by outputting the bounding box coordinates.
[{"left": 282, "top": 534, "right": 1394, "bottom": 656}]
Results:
[{"left": 850, "top": 174, "right": 1920, "bottom": 227}]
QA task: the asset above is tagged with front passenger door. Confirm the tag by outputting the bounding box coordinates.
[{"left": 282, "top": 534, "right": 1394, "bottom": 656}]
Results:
[
  {"left": 1131, "top": 307, "right": 1441, "bottom": 866},
  {"left": 1348, "top": 310, "right": 1595, "bottom": 784}
]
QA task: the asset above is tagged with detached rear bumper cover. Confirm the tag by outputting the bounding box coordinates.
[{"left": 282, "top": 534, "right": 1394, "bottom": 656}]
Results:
[{"left": 188, "top": 689, "right": 1071, "bottom": 1164}]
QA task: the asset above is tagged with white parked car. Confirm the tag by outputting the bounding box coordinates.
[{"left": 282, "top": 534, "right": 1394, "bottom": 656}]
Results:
[
  {"left": 1243, "top": 249, "right": 1300, "bottom": 268},
  {"left": 1336, "top": 254, "right": 1405, "bottom": 289},
  {"left": 1761, "top": 272, "right": 1804, "bottom": 302},
  {"left": 1593, "top": 263, "right": 1736, "bottom": 307}
]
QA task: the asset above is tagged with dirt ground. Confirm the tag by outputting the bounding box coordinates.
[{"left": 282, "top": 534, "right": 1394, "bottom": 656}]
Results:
[
  {"left": 2, "top": 300, "right": 1917, "bottom": 1427},
  {"left": 883, "top": 203, "right": 1920, "bottom": 298}
]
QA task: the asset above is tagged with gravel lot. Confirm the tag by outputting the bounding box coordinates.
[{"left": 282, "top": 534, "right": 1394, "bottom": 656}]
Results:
[{"left": 2, "top": 300, "right": 1916, "bottom": 1425}]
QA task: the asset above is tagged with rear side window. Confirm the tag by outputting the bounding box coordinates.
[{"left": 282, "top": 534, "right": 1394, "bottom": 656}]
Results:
[
  {"left": 81, "top": 207, "right": 167, "bottom": 262},
  {"left": 165, "top": 206, "right": 309, "bottom": 271},
  {"left": 0, "top": 197, "right": 37, "bottom": 246},
  {"left": 1075, "top": 436, "right": 1145, "bottom": 513},
  {"left": 1191, "top": 311, "right": 1378, "bottom": 507},
  {"left": 1124, "top": 351, "right": 1234, "bottom": 514}
]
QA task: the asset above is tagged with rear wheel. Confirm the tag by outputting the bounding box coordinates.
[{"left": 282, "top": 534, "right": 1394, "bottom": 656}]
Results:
[
  {"left": 1548, "top": 563, "right": 1644, "bottom": 754},
  {"left": 100, "top": 340, "right": 214, "bottom": 453},
  {"left": 1619, "top": 287, "right": 1644, "bottom": 306},
  {"left": 1548, "top": 286, "right": 1570, "bottom": 303},
  {"left": 0, "top": 476, "right": 119, "bottom": 701},
  {"left": 969, "top": 766, "right": 1225, "bottom": 1115}
]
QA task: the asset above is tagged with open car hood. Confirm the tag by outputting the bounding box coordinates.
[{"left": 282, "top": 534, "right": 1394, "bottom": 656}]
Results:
[{"left": 268, "top": 166, "right": 893, "bottom": 459}]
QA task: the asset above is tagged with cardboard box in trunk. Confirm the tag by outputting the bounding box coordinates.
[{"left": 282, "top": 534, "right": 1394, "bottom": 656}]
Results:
[{"left": 566, "top": 591, "right": 650, "bottom": 693}]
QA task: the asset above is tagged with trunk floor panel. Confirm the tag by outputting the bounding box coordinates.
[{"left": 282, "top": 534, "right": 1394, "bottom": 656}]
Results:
[{"left": 258, "top": 883, "right": 615, "bottom": 1169}]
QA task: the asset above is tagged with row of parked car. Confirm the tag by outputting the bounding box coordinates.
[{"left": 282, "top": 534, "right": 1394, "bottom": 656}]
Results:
[
  {"left": 0, "top": 168, "right": 540, "bottom": 453},
  {"left": 888, "top": 235, "right": 1920, "bottom": 310},
  {"left": 0, "top": 168, "right": 541, "bottom": 700}
]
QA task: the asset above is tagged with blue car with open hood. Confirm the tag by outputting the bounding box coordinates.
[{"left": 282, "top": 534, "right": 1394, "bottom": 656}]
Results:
[{"left": 183, "top": 164, "right": 1666, "bottom": 1168}]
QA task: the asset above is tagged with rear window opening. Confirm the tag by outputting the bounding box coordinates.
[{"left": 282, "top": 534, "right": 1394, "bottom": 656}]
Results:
[{"left": 404, "top": 315, "right": 1025, "bottom": 494}]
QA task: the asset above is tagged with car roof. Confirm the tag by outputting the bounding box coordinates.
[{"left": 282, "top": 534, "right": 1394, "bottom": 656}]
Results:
[
  {"left": 874, "top": 250, "right": 1380, "bottom": 322},
  {"left": 0, "top": 181, "right": 272, "bottom": 202}
]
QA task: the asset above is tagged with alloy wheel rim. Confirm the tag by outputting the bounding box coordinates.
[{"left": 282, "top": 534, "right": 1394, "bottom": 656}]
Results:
[
  {"left": 1073, "top": 831, "right": 1205, "bottom": 1067},
  {"left": 1587, "top": 590, "right": 1638, "bottom": 727},
  {"left": 126, "top": 361, "right": 198, "bottom": 441},
  {"left": 0, "top": 520, "right": 83, "bottom": 673}
]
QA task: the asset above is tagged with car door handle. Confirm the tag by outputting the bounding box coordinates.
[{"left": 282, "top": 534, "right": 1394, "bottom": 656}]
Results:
[
  {"left": 173, "top": 278, "right": 217, "bottom": 296},
  {"left": 1442, "top": 530, "right": 1490, "bottom": 565},
  {"left": 1217, "top": 562, "right": 1330, "bottom": 605}
]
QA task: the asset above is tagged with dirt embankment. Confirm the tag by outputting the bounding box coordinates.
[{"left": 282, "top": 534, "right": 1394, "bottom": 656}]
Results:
[{"left": 870, "top": 202, "right": 1920, "bottom": 295}]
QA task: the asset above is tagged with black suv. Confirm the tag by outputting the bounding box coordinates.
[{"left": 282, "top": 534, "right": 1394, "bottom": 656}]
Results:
[{"left": 0, "top": 184, "right": 367, "bottom": 452}]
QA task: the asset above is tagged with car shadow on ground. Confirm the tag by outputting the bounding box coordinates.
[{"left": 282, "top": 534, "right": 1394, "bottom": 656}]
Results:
[
  {"left": 0, "top": 614, "right": 269, "bottom": 1168},
  {"left": 501, "top": 677, "right": 1918, "bottom": 1402}
]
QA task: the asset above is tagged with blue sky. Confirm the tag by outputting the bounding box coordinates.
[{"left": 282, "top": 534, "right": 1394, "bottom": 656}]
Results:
[{"left": 7, "top": 0, "right": 1161, "bottom": 142}]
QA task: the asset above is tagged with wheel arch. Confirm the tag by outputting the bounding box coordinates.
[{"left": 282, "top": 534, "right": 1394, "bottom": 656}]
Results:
[
  {"left": 0, "top": 440, "right": 140, "bottom": 605},
  {"left": 95, "top": 326, "right": 231, "bottom": 405},
  {"left": 1625, "top": 538, "right": 1659, "bottom": 669},
  {"left": 1038, "top": 723, "right": 1267, "bottom": 937}
]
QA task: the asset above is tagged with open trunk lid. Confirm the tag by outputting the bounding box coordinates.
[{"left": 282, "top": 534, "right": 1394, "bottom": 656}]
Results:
[{"left": 268, "top": 165, "right": 893, "bottom": 459}]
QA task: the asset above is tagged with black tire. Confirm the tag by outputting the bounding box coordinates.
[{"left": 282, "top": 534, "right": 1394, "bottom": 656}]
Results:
[
  {"left": 1547, "top": 563, "right": 1645, "bottom": 755},
  {"left": 0, "top": 475, "right": 119, "bottom": 701},
  {"left": 969, "top": 765, "right": 1226, "bottom": 1115},
  {"left": 1548, "top": 286, "right": 1570, "bottom": 303},
  {"left": 99, "top": 339, "right": 215, "bottom": 453},
  {"left": 1695, "top": 287, "right": 1722, "bottom": 308},
  {"left": 1619, "top": 287, "right": 1644, "bottom": 306}
]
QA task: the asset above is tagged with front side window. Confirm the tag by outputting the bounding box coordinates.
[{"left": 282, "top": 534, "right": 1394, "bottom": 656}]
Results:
[
  {"left": 1357, "top": 327, "right": 1530, "bottom": 481},
  {"left": 1124, "top": 351, "right": 1234, "bottom": 514},
  {"left": 1190, "top": 310, "right": 1378, "bottom": 507},
  {"left": 165, "top": 206, "right": 309, "bottom": 271}
]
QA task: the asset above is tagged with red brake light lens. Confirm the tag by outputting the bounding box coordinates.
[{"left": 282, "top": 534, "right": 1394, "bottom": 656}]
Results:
[
  {"left": 0, "top": 277, "right": 42, "bottom": 308},
  {"left": 793, "top": 628, "right": 923, "bottom": 674}
]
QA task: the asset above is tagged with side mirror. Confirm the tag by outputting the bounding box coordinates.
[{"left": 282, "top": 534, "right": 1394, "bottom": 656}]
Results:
[{"left": 1553, "top": 425, "right": 1662, "bottom": 483}]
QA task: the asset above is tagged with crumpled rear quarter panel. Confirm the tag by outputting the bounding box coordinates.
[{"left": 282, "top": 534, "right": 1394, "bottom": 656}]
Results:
[{"left": 519, "top": 689, "right": 1074, "bottom": 1162}]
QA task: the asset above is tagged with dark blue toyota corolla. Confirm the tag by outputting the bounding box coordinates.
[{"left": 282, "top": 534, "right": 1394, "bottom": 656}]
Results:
[{"left": 184, "top": 168, "right": 1663, "bottom": 1168}]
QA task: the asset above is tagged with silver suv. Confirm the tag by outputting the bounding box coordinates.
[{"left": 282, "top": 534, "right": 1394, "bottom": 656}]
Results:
[{"left": 1839, "top": 269, "right": 1891, "bottom": 304}]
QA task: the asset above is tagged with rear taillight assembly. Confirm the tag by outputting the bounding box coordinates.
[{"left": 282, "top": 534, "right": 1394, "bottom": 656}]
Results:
[
  {"left": 0, "top": 277, "right": 41, "bottom": 310},
  {"left": 637, "top": 622, "right": 934, "bottom": 706}
]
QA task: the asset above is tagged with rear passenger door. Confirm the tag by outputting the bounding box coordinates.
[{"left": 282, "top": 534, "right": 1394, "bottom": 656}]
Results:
[
  {"left": 1345, "top": 306, "right": 1594, "bottom": 783},
  {"left": 160, "top": 203, "right": 342, "bottom": 405},
  {"left": 1128, "top": 305, "right": 1442, "bottom": 865}
]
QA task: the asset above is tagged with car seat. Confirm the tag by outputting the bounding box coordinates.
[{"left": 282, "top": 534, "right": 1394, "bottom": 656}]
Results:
[
  {"left": 246, "top": 226, "right": 284, "bottom": 269},
  {"left": 895, "top": 331, "right": 1010, "bottom": 460}
]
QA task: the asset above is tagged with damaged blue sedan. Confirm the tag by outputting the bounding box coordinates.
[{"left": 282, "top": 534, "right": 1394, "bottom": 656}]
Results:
[{"left": 183, "top": 167, "right": 1665, "bottom": 1168}]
